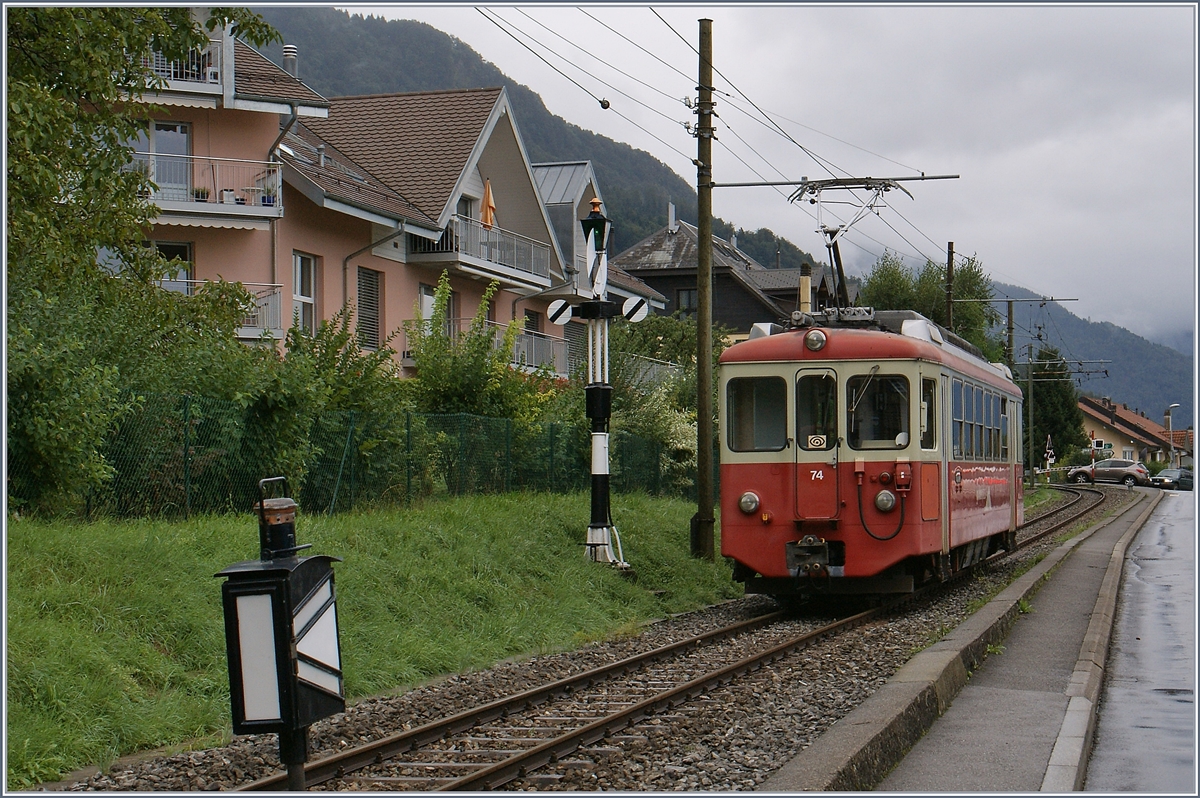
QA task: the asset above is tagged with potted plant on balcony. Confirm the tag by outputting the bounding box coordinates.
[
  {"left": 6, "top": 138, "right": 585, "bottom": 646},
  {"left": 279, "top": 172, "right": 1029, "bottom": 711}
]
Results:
[
  {"left": 193, "top": 187, "right": 209, "bottom": 202},
  {"left": 261, "top": 191, "right": 276, "bottom": 207}
]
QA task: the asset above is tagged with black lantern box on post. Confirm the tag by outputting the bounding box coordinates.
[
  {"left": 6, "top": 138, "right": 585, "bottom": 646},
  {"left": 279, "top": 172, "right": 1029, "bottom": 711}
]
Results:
[{"left": 216, "top": 478, "right": 344, "bottom": 789}]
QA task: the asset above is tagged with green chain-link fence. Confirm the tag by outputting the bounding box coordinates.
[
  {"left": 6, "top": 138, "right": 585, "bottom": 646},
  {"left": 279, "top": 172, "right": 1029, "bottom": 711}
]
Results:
[{"left": 17, "top": 394, "right": 709, "bottom": 519}]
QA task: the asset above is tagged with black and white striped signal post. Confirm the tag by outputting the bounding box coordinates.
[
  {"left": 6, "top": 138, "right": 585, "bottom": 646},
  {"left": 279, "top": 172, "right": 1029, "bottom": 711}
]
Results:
[{"left": 550, "top": 199, "right": 648, "bottom": 569}]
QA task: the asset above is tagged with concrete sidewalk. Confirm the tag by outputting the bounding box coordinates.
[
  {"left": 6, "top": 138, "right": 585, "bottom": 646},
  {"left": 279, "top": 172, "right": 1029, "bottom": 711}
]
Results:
[{"left": 760, "top": 487, "right": 1163, "bottom": 792}]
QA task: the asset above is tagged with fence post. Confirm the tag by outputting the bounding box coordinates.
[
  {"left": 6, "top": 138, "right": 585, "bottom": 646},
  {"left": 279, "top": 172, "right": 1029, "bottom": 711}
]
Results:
[
  {"left": 505, "top": 418, "right": 512, "bottom": 493},
  {"left": 654, "top": 441, "right": 662, "bottom": 496},
  {"left": 549, "top": 422, "right": 556, "bottom": 493},
  {"left": 457, "top": 414, "right": 466, "bottom": 495},
  {"left": 406, "top": 411, "right": 412, "bottom": 504},
  {"left": 327, "top": 411, "right": 356, "bottom": 516},
  {"left": 182, "top": 394, "right": 191, "bottom": 519}
]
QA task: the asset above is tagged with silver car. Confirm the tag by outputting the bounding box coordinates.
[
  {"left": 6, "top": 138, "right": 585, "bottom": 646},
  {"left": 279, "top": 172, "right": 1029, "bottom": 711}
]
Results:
[{"left": 1067, "top": 458, "right": 1151, "bottom": 487}]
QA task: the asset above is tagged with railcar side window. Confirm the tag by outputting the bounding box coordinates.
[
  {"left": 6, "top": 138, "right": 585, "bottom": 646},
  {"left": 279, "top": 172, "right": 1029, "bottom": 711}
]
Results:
[
  {"left": 921, "top": 378, "right": 937, "bottom": 449},
  {"left": 983, "top": 390, "right": 993, "bottom": 459},
  {"left": 952, "top": 379, "right": 963, "bottom": 458},
  {"left": 727, "top": 377, "right": 788, "bottom": 452},
  {"left": 796, "top": 372, "right": 837, "bottom": 450},
  {"left": 1000, "top": 398, "right": 1009, "bottom": 459},
  {"left": 963, "top": 383, "right": 975, "bottom": 459},
  {"left": 992, "top": 396, "right": 1002, "bottom": 460},
  {"left": 847, "top": 373, "right": 910, "bottom": 449}
]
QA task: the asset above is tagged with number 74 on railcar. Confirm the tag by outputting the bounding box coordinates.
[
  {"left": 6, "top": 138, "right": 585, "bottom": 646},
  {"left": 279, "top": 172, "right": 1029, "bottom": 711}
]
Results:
[{"left": 718, "top": 308, "right": 1025, "bottom": 598}]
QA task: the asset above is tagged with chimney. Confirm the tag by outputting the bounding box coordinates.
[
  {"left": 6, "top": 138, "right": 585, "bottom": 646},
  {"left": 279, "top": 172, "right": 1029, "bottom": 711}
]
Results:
[
  {"left": 799, "top": 262, "right": 812, "bottom": 313},
  {"left": 730, "top": 232, "right": 738, "bottom": 250},
  {"left": 317, "top": 143, "right": 326, "bottom": 168},
  {"left": 282, "top": 44, "right": 298, "bottom": 78},
  {"left": 667, "top": 201, "right": 679, "bottom": 234}
]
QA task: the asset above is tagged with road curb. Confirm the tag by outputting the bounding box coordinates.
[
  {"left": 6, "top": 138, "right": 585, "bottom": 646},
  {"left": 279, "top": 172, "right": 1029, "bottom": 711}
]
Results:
[
  {"left": 1041, "top": 489, "right": 1163, "bottom": 792},
  {"left": 759, "top": 489, "right": 1160, "bottom": 792}
]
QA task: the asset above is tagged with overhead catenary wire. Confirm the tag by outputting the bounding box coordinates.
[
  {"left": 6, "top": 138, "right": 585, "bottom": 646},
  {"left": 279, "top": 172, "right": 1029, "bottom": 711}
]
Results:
[{"left": 476, "top": 8, "right": 695, "bottom": 164}]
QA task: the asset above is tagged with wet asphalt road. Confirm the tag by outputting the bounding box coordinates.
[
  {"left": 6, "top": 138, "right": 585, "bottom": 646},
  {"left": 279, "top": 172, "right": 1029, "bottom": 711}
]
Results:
[{"left": 1086, "top": 490, "right": 1196, "bottom": 793}]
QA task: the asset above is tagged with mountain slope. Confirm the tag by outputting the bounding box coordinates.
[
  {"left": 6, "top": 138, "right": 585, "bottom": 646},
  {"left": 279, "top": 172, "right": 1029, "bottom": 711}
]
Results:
[{"left": 993, "top": 283, "right": 1193, "bottom": 429}]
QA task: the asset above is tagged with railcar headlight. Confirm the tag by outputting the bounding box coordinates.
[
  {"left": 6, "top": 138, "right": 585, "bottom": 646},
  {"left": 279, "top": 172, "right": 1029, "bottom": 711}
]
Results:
[
  {"left": 874, "top": 489, "right": 897, "bottom": 512},
  {"left": 738, "top": 491, "right": 761, "bottom": 514},
  {"left": 804, "top": 329, "right": 827, "bottom": 351}
]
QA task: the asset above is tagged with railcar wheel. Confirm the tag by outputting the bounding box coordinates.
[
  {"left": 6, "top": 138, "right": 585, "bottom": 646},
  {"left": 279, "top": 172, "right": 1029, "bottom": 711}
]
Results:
[{"left": 1073, "top": 473, "right": 1091, "bottom": 484}]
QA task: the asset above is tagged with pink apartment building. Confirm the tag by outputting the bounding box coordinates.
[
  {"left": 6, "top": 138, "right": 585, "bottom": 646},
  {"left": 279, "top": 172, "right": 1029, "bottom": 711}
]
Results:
[{"left": 135, "top": 26, "right": 643, "bottom": 378}]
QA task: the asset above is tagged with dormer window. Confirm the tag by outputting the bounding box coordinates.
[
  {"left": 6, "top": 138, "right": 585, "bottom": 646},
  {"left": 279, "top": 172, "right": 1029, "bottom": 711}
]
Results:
[{"left": 457, "top": 196, "right": 474, "bottom": 219}]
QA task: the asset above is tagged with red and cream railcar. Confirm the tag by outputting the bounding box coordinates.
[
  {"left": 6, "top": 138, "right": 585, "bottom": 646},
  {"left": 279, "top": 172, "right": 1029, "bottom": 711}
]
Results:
[{"left": 718, "top": 309, "right": 1024, "bottom": 597}]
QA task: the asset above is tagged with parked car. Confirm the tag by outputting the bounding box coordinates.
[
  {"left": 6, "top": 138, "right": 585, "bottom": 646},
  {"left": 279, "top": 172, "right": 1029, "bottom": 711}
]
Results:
[
  {"left": 1067, "top": 458, "right": 1151, "bottom": 487},
  {"left": 1151, "top": 468, "right": 1193, "bottom": 491}
]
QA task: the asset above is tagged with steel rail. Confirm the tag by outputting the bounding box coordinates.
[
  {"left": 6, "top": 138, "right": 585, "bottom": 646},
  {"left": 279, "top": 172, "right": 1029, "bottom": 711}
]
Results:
[
  {"left": 432, "top": 606, "right": 882, "bottom": 791},
  {"left": 238, "top": 607, "right": 787, "bottom": 790}
]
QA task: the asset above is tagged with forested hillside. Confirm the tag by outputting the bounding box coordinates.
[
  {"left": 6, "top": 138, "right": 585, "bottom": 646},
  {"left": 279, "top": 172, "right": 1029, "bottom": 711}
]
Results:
[
  {"left": 993, "top": 283, "right": 1194, "bottom": 429},
  {"left": 250, "top": 6, "right": 818, "bottom": 264}
]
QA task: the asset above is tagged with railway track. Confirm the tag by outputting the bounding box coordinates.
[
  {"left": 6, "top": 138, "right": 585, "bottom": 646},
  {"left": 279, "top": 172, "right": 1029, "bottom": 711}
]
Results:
[{"left": 239, "top": 484, "right": 1111, "bottom": 792}]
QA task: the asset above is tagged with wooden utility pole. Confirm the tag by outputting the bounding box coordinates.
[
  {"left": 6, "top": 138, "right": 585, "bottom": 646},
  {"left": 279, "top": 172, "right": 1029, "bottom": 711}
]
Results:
[
  {"left": 692, "top": 18, "right": 715, "bottom": 560},
  {"left": 1006, "top": 299, "right": 1015, "bottom": 369},
  {"left": 945, "top": 241, "right": 954, "bottom": 330}
]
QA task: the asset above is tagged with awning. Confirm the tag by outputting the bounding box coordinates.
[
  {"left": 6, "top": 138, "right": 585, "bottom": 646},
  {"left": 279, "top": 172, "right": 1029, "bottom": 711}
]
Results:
[{"left": 154, "top": 214, "right": 270, "bottom": 230}]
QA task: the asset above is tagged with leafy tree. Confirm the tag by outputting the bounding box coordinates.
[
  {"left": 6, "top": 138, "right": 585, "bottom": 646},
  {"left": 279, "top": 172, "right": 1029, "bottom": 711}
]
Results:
[
  {"left": 403, "top": 271, "right": 559, "bottom": 423},
  {"left": 859, "top": 250, "right": 1003, "bottom": 359},
  {"left": 1021, "top": 345, "right": 1087, "bottom": 469},
  {"left": 6, "top": 7, "right": 280, "bottom": 513},
  {"left": 609, "top": 313, "right": 731, "bottom": 414}
]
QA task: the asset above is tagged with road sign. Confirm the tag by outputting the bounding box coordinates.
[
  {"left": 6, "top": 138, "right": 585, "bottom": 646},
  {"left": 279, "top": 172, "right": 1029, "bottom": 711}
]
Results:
[
  {"left": 548, "top": 299, "right": 572, "bottom": 325},
  {"left": 622, "top": 296, "right": 649, "bottom": 323}
]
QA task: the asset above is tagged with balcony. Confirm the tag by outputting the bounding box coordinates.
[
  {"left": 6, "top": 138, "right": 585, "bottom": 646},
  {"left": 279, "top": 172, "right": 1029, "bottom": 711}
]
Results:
[
  {"left": 131, "top": 154, "right": 283, "bottom": 221},
  {"left": 409, "top": 215, "right": 551, "bottom": 286},
  {"left": 141, "top": 40, "right": 222, "bottom": 94},
  {"left": 164, "top": 280, "right": 285, "bottom": 340},
  {"left": 400, "top": 318, "right": 568, "bottom": 376}
]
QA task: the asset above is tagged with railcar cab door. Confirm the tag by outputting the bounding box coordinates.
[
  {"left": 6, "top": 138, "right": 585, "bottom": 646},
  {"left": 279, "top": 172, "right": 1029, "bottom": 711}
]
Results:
[{"left": 794, "top": 369, "right": 839, "bottom": 520}]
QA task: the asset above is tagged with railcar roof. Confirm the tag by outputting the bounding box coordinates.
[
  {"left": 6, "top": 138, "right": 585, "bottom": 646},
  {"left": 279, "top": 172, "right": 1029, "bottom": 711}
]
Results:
[{"left": 720, "top": 311, "right": 1018, "bottom": 393}]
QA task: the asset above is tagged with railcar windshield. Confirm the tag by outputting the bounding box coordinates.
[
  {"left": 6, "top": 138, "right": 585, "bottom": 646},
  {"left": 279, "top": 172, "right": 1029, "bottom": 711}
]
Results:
[
  {"left": 847, "top": 373, "right": 910, "bottom": 450},
  {"left": 796, "top": 371, "right": 837, "bottom": 450},
  {"left": 727, "top": 376, "right": 787, "bottom": 451}
]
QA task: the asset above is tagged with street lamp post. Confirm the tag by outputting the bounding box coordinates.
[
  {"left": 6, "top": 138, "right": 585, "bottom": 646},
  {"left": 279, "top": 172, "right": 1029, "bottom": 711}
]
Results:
[{"left": 1166, "top": 403, "right": 1180, "bottom": 468}]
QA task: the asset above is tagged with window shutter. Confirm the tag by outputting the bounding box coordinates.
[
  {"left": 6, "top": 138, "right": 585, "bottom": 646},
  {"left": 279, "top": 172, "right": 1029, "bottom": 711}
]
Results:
[{"left": 357, "top": 267, "right": 380, "bottom": 350}]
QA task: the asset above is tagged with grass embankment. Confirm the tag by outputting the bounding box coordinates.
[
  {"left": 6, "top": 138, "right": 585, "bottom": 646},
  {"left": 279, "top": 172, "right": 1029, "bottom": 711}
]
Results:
[{"left": 6, "top": 493, "right": 740, "bottom": 788}]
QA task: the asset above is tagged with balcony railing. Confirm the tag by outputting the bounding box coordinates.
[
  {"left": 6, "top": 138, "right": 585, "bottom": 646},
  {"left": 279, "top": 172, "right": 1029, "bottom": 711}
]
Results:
[
  {"left": 409, "top": 215, "right": 551, "bottom": 279},
  {"left": 164, "top": 280, "right": 284, "bottom": 339},
  {"left": 400, "top": 317, "right": 568, "bottom": 375},
  {"left": 130, "top": 154, "right": 282, "bottom": 213},
  {"left": 142, "top": 40, "right": 222, "bottom": 85}
]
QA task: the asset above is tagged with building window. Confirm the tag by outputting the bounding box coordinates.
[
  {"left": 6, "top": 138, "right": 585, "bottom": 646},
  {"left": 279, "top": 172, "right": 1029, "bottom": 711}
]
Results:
[
  {"left": 1123, "top": 447, "right": 1134, "bottom": 460},
  {"left": 357, "top": 267, "right": 381, "bottom": 350},
  {"left": 525, "top": 309, "right": 542, "bottom": 334},
  {"left": 153, "top": 241, "right": 193, "bottom": 294},
  {"left": 293, "top": 252, "right": 316, "bottom": 334},
  {"left": 133, "top": 121, "right": 191, "bottom": 201},
  {"left": 457, "top": 196, "right": 473, "bottom": 219},
  {"left": 677, "top": 288, "right": 697, "bottom": 320}
]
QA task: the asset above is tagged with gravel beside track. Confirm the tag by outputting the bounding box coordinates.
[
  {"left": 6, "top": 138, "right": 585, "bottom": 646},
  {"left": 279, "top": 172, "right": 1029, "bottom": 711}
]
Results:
[{"left": 63, "top": 486, "right": 1133, "bottom": 792}]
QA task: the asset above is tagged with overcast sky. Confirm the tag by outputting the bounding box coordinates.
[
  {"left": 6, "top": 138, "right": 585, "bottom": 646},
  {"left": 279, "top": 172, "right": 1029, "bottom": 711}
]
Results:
[{"left": 342, "top": 4, "right": 1196, "bottom": 349}]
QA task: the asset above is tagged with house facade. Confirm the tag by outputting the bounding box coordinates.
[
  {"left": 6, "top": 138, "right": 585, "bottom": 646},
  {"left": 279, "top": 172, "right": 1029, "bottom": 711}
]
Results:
[
  {"left": 134, "top": 31, "right": 586, "bottom": 376},
  {"left": 608, "top": 203, "right": 856, "bottom": 340},
  {"left": 1076, "top": 395, "right": 1194, "bottom": 466}
]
